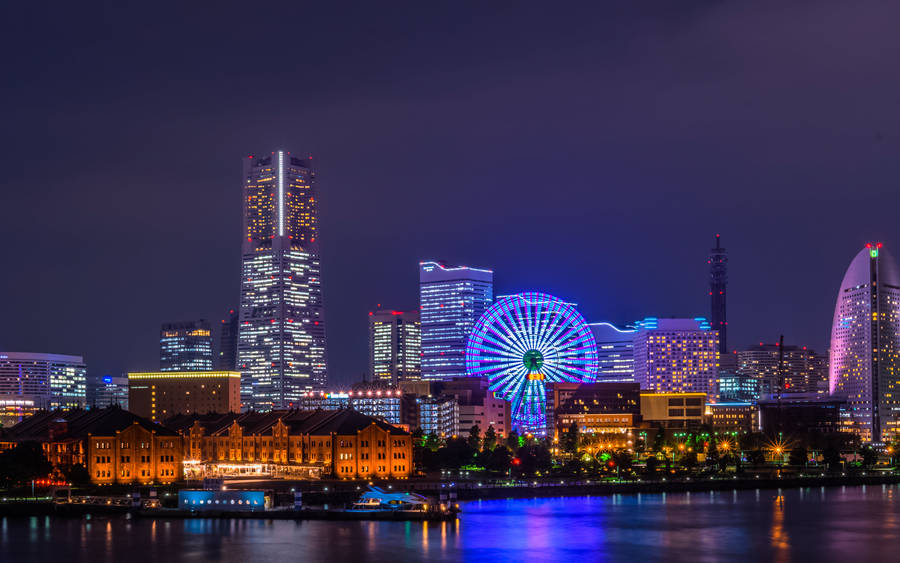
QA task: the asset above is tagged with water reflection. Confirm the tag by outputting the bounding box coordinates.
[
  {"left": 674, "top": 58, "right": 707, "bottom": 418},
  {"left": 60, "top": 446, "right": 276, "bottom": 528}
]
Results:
[
  {"left": 2, "top": 487, "right": 900, "bottom": 562},
  {"left": 770, "top": 495, "right": 790, "bottom": 562}
]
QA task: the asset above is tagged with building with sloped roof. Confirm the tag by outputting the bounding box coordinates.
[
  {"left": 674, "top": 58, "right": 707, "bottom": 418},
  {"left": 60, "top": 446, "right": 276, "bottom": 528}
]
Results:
[
  {"left": 0, "top": 406, "right": 181, "bottom": 485},
  {"left": 166, "top": 408, "right": 413, "bottom": 480}
]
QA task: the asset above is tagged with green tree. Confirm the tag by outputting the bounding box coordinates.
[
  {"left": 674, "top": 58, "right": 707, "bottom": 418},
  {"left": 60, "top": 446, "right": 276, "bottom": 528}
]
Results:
[
  {"left": 436, "top": 437, "right": 475, "bottom": 469},
  {"left": 859, "top": 445, "right": 877, "bottom": 470},
  {"left": 467, "top": 425, "right": 481, "bottom": 451},
  {"left": 0, "top": 442, "right": 53, "bottom": 488},
  {"left": 485, "top": 445, "right": 512, "bottom": 472},
  {"left": 822, "top": 447, "right": 842, "bottom": 473},
  {"left": 561, "top": 422, "right": 579, "bottom": 454},
  {"left": 506, "top": 429, "right": 520, "bottom": 452},
  {"left": 423, "top": 432, "right": 442, "bottom": 452},
  {"left": 482, "top": 425, "right": 498, "bottom": 451},
  {"left": 515, "top": 444, "right": 552, "bottom": 477}
]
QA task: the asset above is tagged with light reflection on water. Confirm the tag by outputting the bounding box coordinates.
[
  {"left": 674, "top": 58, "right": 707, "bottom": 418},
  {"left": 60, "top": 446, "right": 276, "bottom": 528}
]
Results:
[{"left": 1, "top": 485, "right": 899, "bottom": 562}]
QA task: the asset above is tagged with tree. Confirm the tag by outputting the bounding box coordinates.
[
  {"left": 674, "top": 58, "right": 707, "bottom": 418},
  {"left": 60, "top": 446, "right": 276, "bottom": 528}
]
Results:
[
  {"left": 706, "top": 441, "right": 720, "bottom": 469},
  {"left": 859, "top": 445, "right": 877, "bottom": 470},
  {"left": 789, "top": 446, "right": 808, "bottom": 467},
  {"left": 561, "top": 422, "right": 579, "bottom": 454},
  {"left": 645, "top": 456, "right": 660, "bottom": 477},
  {"left": 61, "top": 463, "right": 91, "bottom": 486},
  {"left": 484, "top": 445, "right": 512, "bottom": 472},
  {"left": 423, "top": 432, "right": 442, "bottom": 452},
  {"left": 747, "top": 449, "right": 765, "bottom": 465},
  {"left": 467, "top": 425, "right": 481, "bottom": 451},
  {"left": 0, "top": 442, "right": 53, "bottom": 488},
  {"left": 482, "top": 425, "right": 498, "bottom": 451},
  {"left": 505, "top": 429, "right": 520, "bottom": 452},
  {"left": 515, "top": 444, "right": 552, "bottom": 477},
  {"left": 822, "top": 447, "right": 842, "bottom": 473},
  {"left": 436, "top": 437, "right": 475, "bottom": 469}
]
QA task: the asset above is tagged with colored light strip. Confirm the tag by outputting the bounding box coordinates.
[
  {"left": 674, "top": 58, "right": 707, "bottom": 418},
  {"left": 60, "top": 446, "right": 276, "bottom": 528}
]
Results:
[
  {"left": 128, "top": 372, "right": 241, "bottom": 379},
  {"left": 278, "top": 151, "right": 285, "bottom": 236}
]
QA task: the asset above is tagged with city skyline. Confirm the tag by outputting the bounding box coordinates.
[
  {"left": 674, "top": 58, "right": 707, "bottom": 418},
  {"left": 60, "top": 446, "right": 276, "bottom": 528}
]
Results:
[{"left": 4, "top": 3, "right": 900, "bottom": 389}]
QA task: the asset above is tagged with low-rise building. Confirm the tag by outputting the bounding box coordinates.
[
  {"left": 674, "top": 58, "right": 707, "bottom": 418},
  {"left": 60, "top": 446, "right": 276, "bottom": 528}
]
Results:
[
  {"left": 640, "top": 392, "right": 707, "bottom": 428},
  {"left": 546, "top": 382, "right": 641, "bottom": 437},
  {"left": 707, "top": 402, "right": 758, "bottom": 433},
  {"left": 436, "top": 377, "right": 511, "bottom": 437},
  {"left": 556, "top": 412, "right": 640, "bottom": 449},
  {"left": 0, "top": 406, "right": 182, "bottom": 485},
  {"left": 758, "top": 393, "right": 844, "bottom": 435},
  {"left": 165, "top": 408, "right": 413, "bottom": 480},
  {"left": 128, "top": 371, "right": 241, "bottom": 422}
]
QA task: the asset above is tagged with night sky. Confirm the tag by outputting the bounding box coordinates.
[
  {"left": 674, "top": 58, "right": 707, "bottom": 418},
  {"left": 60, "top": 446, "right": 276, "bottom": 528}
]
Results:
[{"left": 3, "top": 2, "right": 900, "bottom": 386}]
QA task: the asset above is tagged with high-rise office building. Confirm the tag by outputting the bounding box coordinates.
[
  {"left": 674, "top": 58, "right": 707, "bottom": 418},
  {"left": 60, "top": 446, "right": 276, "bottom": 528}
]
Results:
[
  {"left": 632, "top": 318, "right": 719, "bottom": 398},
  {"left": 89, "top": 374, "right": 129, "bottom": 409},
  {"left": 160, "top": 320, "right": 213, "bottom": 371},
  {"left": 238, "top": 151, "right": 327, "bottom": 410},
  {"left": 588, "top": 322, "right": 635, "bottom": 381},
  {"left": 709, "top": 234, "right": 728, "bottom": 356},
  {"left": 217, "top": 308, "right": 239, "bottom": 370},
  {"left": 0, "top": 352, "right": 87, "bottom": 409},
  {"left": 419, "top": 261, "right": 492, "bottom": 380},
  {"left": 737, "top": 343, "right": 827, "bottom": 395},
  {"left": 829, "top": 243, "right": 900, "bottom": 443},
  {"left": 368, "top": 309, "right": 421, "bottom": 385}
]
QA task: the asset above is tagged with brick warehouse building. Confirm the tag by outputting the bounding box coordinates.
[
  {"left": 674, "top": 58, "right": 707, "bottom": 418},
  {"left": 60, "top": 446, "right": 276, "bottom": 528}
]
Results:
[
  {"left": 0, "top": 406, "right": 182, "bottom": 485},
  {"left": 164, "top": 408, "right": 413, "bottom": 480}
]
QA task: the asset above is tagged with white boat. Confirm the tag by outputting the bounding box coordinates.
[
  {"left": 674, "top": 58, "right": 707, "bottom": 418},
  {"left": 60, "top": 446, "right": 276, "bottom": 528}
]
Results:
[{"left": 348, "top": 486, "right": 430, "bottom": 512}]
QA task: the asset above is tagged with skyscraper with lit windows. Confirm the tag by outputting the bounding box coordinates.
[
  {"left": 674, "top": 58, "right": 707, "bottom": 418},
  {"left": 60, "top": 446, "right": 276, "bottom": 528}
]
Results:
[
  {"left": 632, "top": 318, "right": 719, "bottom": 398},
  {"left": 368, "top": 309, "right": 421, "bottom": 385},
  {"left": 829, "top": 243, "right": 900, "bottom": 443},
  {"left": 238, "top": 151, "right": 327, "bottom": 411},
  {"left": 419, "top": 261, "right": 492, "bottom": 381},
  {"left": 160, "top": 320, "right": 213, "bottom": 371}
]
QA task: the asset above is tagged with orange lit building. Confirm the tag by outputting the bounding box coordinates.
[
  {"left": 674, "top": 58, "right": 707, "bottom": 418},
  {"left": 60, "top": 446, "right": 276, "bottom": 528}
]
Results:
[
  {"left": 128, "top": 371, "right": 241, "bottom": 422},
  {"left": 165, "top": 408, "right": 413, "bottom": 480},
  {"left": 0, "top": 406, "right": 182, "bottom": 485}
]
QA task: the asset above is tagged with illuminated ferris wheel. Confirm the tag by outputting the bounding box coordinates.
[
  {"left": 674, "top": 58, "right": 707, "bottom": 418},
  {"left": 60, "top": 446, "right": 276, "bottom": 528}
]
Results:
[{"left": 465, "top": 292, "right": 599, "bottom": 433}]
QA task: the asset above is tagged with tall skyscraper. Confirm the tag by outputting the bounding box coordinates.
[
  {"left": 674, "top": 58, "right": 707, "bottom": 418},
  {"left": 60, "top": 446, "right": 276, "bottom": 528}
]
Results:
[
  {"left": 217, "top": 308, "right": 239, "bottom": 370},
  {"left": 419, "top": 261, "right": 493, "bottom": 381},
  {"left": 588, "top": 322, "right": 636, "bottom": 381},
  {"left": 368, "top": 309, "right": 421, "bottom": 385},
  {"left": 160, "top": 320, "right": 213, "bottom": 371},
  {"left": 632, "top": 318, "right": 719, "bottom": 398},
  {"left": 829, "top": 243, "right": 900, "bottom": 443},
  {"left": 709, "top": 234, "right": 728, "bottom": 355},
  {"left": 238, "top": 151, "right": 327, "bottom": 411}
]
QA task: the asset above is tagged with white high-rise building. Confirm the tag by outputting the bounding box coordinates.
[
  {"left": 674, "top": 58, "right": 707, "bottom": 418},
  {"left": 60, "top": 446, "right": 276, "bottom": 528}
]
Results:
[
  {"left": 368, "top": 309, "right": 421, "bottom": 385},
  {"left": 632, "top": 318, "right": 719, "bottom": 398},
  {"left": 588, "top": 322, "right": 635, "bottom": 382},
  {"left": 0, "top": 352, "right": 87, "bottom": 409},
  {"left": 237, "top": 151, "right": 327, "bottom": 411},
  {"left": 829, "top": 243, "right": 900, "bottom": 443},
  {"left": 419, "top": 261, "right": 492, "bottom": 380}
]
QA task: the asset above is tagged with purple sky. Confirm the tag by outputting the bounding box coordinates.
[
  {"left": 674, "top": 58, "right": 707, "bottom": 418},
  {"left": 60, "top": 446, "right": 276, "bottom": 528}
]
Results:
[{"left": 2, "top": 1, "right": 900, "bottom": 385}]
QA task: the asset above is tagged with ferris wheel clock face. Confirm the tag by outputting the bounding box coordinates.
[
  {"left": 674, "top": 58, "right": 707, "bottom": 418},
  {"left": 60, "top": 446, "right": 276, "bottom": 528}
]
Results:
[{"left": 465, "top": 292, "right": 599, "bottom": 433}]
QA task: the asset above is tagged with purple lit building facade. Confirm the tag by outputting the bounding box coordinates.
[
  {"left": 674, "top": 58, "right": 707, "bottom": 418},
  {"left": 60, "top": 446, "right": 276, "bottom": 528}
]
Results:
[{"left": 829, "top": 243, "right": 900, "bottom": 443}]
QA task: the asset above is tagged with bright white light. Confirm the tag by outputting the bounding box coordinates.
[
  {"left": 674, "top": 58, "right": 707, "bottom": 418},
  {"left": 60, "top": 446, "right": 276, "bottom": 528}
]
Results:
[{"left": 278, "top": 151, "right": 285, "bottom": 236}]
